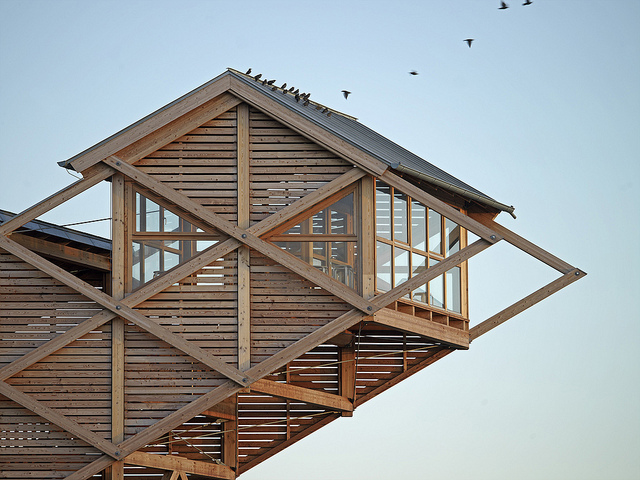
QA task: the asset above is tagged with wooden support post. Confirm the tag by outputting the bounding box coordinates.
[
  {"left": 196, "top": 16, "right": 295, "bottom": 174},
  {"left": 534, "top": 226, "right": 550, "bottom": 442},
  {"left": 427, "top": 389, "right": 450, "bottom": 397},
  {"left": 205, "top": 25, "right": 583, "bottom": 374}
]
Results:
[
  {"left": 361, "top": 175, "right": 375, "bottom": 299},
  {"left": 108, "top": 173, "right": 126, "bottom": 480},
  {"left": 222, "top": 395, "right": 238, "bottom": 472},
  {"left": 339, "top": 345, "right": 356, "bottom": 416},
  {"left": 237, "top": 103, "right": 251, "bottom": 372}
]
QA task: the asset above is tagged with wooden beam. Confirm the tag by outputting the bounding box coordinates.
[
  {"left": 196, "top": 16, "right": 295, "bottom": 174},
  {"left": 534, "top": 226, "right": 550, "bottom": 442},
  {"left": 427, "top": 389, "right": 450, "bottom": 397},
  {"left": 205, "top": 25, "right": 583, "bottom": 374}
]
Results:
[
  {"left": 468, "top": 212, "right": 576, "bottom": 273},
  {"left": 227, "top": 76, "right": 388, "bottom": 176},
  {"left": 0, "top": 164, "right": 113, "bottom": 236},
  {"left": 250, "top": 379, "right": 353, "bottom": 412},
  {"left": 237, "top": 102, "right": 251, "bottom": 372},
  {"left": 373, "top": 308, "right": 469, "bottom": 349},
  {"left": 116, "top": 93, "right": 242, "bottom": 165},
  {"left": 67, "top": 75, "right": 232, "bottom": 173},
  {"left": 339, "top": 345, "right": 356, "bottom": 414},
  {"left": 469, "top": 268, "right": 585, "bottom": 341},
  {"left": 124, "top": 451, "right": 234, "bottom": 479},
  {"left": 102, "top": 156, "right": 377, "bottom": 315},
  {"left": 379, "top": 170, "right": 501, "bottom": 244},
  {"left": 63, "top": 455, "right": 114, "bottom": 480},
  {"left": 10, "top": 232, "right": 111, "bottom": 271},
  {"left": 221, "top": 395, "right": 238, "bottom": 471},
  {"left": 161, "top": 472, "right": 180, "bottom": 480},
  {"left": 361, "top": 175, "right": 376, "bottom": 299},
  {"left": 0, "top": 381, "right": 120, "bottom": 459},
  {"left": 0, "top": 235, "right": 250, "bottom": 387}
]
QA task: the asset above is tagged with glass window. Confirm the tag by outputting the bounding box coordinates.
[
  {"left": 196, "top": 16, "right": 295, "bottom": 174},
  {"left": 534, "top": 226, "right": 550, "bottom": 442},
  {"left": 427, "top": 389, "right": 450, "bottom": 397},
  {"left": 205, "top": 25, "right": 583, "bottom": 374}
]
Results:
[
  {"left": 393, "top": 191, "right": 408, "bottom": 243},
  {"left": 412, "top": 252, "right": 427, "bottom": 304},
  {"left": 446, "top": 267, "right": 461, "bottom": 314},
  {"left": 411, "top": 201, "right": 427, "bottom": 252},
  {"left": 376, "top": 181, "right": 392, "bottom": 240},
  {"left": 429, "top": 209, "right": 442, "bottom": 254},
  {"left": 445, "top": 217, "right": 460, "bottom": 256},
  {"left": 428, "top": 258, "right": 444, "bottom": 308},
  {"left": 376, "top": 241, "right": 392, "bottom": 292},
  {"left": 394, "top": 247, "right": 410, "bottom": 288}
]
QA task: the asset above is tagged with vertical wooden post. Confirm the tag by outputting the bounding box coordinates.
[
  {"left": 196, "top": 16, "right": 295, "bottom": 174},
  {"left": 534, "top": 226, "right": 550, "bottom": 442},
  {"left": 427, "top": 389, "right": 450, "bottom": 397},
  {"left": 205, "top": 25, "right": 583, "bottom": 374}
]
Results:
[
  {"left": 109, "top": 173, "right": 126, "bottom": 479},
  {"left": 237, "top": 103, "right": 251, "bottom": 373},
  {"left": 361, "top": 176, "right": 375, "bottom": 300},
  {"left": 339, "top": 345, "right": 356, "bottom": 416},
  {"left": 222, "top": 395, "right": 238, "bottom": 472}
]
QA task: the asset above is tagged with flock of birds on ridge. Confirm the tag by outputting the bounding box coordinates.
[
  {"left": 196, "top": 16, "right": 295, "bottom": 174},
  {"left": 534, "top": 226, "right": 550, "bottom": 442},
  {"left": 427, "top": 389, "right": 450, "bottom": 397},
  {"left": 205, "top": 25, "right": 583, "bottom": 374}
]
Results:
[{"left": 244, "top": 0, "right": 533, "bottom": 117}]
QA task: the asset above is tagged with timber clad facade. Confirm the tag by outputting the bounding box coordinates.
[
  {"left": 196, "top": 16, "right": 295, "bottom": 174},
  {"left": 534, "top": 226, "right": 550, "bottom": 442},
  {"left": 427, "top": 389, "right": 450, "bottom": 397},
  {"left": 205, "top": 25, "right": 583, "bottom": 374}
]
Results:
[{"left": 0, "top": 69, "right": 584, "bottom": 479}]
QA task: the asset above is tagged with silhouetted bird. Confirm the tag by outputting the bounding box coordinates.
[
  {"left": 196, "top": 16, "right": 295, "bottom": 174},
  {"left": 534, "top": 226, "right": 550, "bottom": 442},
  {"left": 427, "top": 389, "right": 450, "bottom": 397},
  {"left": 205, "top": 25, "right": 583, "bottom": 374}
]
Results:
[
  {"left": 272, "top": 85, "right": 278, "bottom": 91},
  {"left": 464, "top": 39, "right": 474, "bottom": 48},
  {"left": 245, "top": 68, "right": 252, "bottom": 75},
  {"left": 281, "top": 83, "right": 287, "bottom": 90},
  {"left": 293, "top": 89, "right": 300, "bottom": 95},
  {"left": 288, "top": 87, "right": 295, "bottom": 92},
  {"left": 523, "top": 0, "right": 532, "bottom": 4},
  {"left": 254, "top": 73, "right": 262, "bottom": 81},
  {"left": 267, "top": 79, "right": 275, "bottom": 85},
  {"left": 303, "top": 99, "right": 310, "bottom": 107},
  {"left": 342, "top": 90, "right": 351, "bottom": 99},
  {"left": 262, "top": 79, "right": 267, "bottom": 85},
  {"left": 409, "top": 70, "right": 419, "bottom": 75},
  {"left": 499, "top": 1, "right": 509, "bottom": 9},
  {"left": 295, "top": 94, "right": 300, "bottom": 102}
]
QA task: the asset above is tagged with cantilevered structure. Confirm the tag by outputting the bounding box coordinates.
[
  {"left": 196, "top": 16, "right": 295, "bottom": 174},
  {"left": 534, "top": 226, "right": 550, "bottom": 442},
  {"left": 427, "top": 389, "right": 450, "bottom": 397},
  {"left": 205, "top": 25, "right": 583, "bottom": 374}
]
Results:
[{"left": 0, "top": 69, "right": 585, "bottom": 479}]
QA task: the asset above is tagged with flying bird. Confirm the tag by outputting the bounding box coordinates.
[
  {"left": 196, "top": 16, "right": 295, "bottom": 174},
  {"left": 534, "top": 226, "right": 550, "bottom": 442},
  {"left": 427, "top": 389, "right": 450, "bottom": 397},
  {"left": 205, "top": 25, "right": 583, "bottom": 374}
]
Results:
[
  {"left": 464, "top": 38, "right": 474, "bottom": 47},
  {"left": 245, "top": 68, "right": 252, "bottom": 75},
  {"left": 523, "top": 0, "right": 532, "bottom": 4},
  {"left": 499, "top": 1, "right": 509, "bottom": 9},
  {"left": 342, "top": 90, "right": 351, "bottom": 99},
  {"left": 409, "top": 70, "right": 419, "bottom": 75}
]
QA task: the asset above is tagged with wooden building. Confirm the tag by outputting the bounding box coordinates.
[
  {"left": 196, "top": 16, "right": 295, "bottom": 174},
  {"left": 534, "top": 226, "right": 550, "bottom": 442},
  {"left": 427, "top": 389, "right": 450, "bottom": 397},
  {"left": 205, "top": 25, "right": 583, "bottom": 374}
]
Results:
[{"left": 0, "top": 69, "right": 585, "bottom": 479}]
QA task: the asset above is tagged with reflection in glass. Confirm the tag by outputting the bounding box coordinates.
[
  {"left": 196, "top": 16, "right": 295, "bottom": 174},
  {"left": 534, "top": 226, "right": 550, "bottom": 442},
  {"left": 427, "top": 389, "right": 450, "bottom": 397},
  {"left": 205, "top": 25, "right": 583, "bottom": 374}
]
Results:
[
  {"left": 446, "top": 266, "right": 461, "bottom": 314},
  {"left": 411, "top": 201, "right": 427, "bottom": 252},
  {"left": 143, "top": 245, "right": 160, "bottom": 283},
  {"left": 376, "top": 181, "right": 392, "bottom": 240},
  {"left": 376, "top": 241, "right": 392, "bottom": 292},
  {"left": 429, "top": 209, "right": 442, "bottom": 254},
  {"left": 393, "top": 192, "right": 408, "bottom": 243},
  {"left": 429, "top": 258, "right": 444, "bottom": 308},
  {"left": 412, "top": 252, "right": 427, "bottom": 303},
  {"left": 394, "top": 247, "right": 410, "bottom": 296},
  {"left": 445, "top": 217, "right": 460, "bottom": 256}
]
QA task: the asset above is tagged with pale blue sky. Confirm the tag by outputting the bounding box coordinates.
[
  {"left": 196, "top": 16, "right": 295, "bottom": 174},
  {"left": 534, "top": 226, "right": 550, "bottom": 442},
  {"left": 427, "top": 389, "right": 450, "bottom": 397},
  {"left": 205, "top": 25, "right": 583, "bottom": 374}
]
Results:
[{"left": 1, "top": 1, "right": 638, "bottom": 479}]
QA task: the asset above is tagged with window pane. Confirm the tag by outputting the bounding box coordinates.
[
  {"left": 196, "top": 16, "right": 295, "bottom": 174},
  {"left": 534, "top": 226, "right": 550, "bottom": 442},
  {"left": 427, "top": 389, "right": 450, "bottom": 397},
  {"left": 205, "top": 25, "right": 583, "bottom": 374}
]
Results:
[
  {"left": 412, "top": 252, "right": 428, "bottom": 303},
  {"left": 376, "top": 181, "right": 392, "bottom": 240},
  {"left": 330, "top": 193, "right": 353, "bottom": 235},
  {"left": 143, "top": 245, "right": 161, "bottom": 283},
  {"left": 394, "top": 247, "right": 410, "bottom": 287},
  {"left": 132, "top": 241, "right": 142, "bottom": 290},
  {"left": 164, "top": 209, "right": 180, "bottom": 232},
  {"left": 164, "top": 251, "right": 180, "bottom": 271},
  {"left": 393, "top": 192, "right": 408, "bottom": 243},
  {"left": 429, "top": 209, "right": 442, "bottom": 254},
  {"left": 445, "top": 218, "right": 460, "bottom": 256},
  {"left": 411, "top": 200, "right": 427, "bottom": 251},
  {"left": 429, "top": 258, "right": 444, "bottom": 308},
  {"left": 376, "top": 241, "right": 392, "bottom": 292},
  {"left": 145, "top": 199, "right": 161, "bottom": 233},
  {"left": 446, "top": 266, "right": 461, "bottom": 314},
  {"left": 136, "top": 193, "right": 141, "bottom": 232}
]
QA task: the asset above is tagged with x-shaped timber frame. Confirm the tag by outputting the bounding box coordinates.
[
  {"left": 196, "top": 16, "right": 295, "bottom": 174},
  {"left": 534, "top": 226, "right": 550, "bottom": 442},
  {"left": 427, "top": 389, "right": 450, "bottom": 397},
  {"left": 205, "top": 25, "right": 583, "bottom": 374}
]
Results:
[{"left": 0, "top": 130, "right": 584, "bottom": 480}]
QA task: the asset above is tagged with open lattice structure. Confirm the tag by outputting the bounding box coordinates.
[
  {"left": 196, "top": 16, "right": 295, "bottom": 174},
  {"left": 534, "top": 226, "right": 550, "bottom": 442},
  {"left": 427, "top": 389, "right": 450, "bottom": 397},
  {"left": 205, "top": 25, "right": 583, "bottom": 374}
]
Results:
[{"left": 0, "top": 69, "right": 584, "bottom": 479}]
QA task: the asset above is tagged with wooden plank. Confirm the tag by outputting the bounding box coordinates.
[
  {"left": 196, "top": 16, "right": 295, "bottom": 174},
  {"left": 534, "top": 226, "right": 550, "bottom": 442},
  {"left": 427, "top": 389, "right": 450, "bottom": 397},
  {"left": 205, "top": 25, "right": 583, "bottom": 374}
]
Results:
[
  {"left": 267, "top": 234, "right": 357, "bottom": 242},
  {"left": 250, "top": 379, "right": 353, "bottom": 412},
  {"left": 10, "top": 233, "right": 111, "bottom": 271},
  {"left": 0, "top": 381, "right": 120, "bottom": 459},
  {"left": 67, "top": 75, "right": 232, "bottom": 173},
  {"left": 469, "top": 268, "right": 585, "bottom": 341},
  {"left": 103, "top": 156, "right": 377, "bottom": 315},
  {"left": 379, "top": 170, "right": 501, "bottom": 244},
  {"left": 373, "top": 308, "right": 469, "bottom": 349},
  {"left": 222, "top": 396, "right": 238, "bottom": 470},
  {"left": 0, "top": 164, "right": 113, "bottom": 236},
  {"left": 468, "top": 212, "right": 575, "bottom": 273},
  {"left": 227, "top": 76, "right": 387, "bottom": 176},
  {"left": 124, "top": 451, "right": 235, "bottom": 479},
  {"left": 360, "top": 175, "right": 375, "bottom": 299},
  {"left": 0, "top": 235, "right": 249, "bottom": 387}
]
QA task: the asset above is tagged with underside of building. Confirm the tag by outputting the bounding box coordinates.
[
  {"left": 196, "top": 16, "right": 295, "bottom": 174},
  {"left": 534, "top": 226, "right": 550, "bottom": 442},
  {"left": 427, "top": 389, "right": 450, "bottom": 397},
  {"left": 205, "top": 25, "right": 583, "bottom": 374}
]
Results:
[{"left": 0, "top": 69, "right": 585, "bottom": 479}]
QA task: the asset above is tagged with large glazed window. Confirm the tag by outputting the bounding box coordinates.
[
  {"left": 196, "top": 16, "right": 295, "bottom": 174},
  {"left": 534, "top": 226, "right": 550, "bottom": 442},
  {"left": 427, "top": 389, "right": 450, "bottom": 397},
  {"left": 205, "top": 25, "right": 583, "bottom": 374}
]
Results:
[
  {"left": 131, "top": 190, "right": 219, "bottom": 290},
  {"left": 375, "top": 180, "right": 464, "bottom": 314},
  {"left": 268, "top": 187, "right": 360, "bottom": 292}
]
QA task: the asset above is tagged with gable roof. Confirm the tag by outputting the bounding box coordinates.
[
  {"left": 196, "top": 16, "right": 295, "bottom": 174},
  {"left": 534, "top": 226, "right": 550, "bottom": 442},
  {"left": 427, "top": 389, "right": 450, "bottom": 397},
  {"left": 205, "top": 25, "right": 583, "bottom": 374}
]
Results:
[{"left": 60, "top": 69, "right": 515, "bottom": 216}]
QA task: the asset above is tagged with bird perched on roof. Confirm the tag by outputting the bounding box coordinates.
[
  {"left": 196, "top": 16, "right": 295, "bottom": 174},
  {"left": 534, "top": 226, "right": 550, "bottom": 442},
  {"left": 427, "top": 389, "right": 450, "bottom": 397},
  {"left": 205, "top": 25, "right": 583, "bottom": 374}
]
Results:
[
  {"left": 245, "top": 68, "right": 252, "bottom": 75},
  {"left": 281, "top": 83, "right": 287, "bottom": 90},
  {"left": 254, "top": 73, "right": 262, "bottom": 81},
  {"left": 499, "top": 1, "right": 509, "bottom": 9},
  {"left": 303, "top": 99, "right": 310, "bottom": 107},
  {"left": 464, "top": 39, "right": 474, "bottom": 48},
  {"left": 321, "top": 107, "right": 329, "bottom": 114},
  {"left": 409, "top": 70, "right": 419, "bottom": 75},
  {"left": 288, "top": 86, "right": 295, "bottom": 93},
  {"left": 262, "top": 78, "right": 267, "bottom": 85},
  {"left": 295, "top": 94, "right": 300, "bottom": 102},
  {"left": 523, "top": 0, "right": 532, "bottom": 4},
  {"left": 267, "top": 79, "right": 275, "bottom": 85},
  {"left": 342, "top": 90, "right": 351, "bottom": 99}
]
